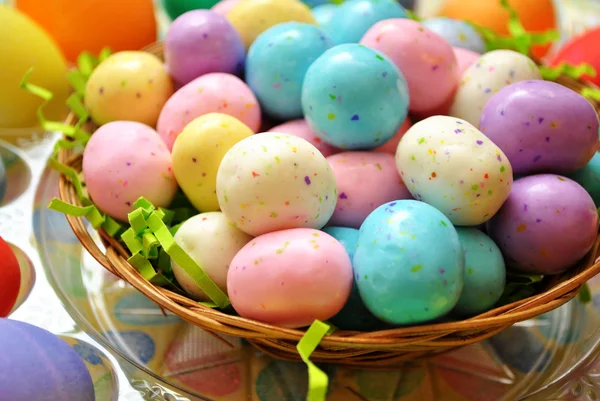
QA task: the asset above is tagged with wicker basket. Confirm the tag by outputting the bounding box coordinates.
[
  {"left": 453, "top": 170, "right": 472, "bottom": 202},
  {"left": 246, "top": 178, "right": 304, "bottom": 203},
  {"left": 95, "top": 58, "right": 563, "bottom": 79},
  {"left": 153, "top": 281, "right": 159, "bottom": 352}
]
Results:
[{"left": 57, "top": 42, "right": 600, "bottom": 367}]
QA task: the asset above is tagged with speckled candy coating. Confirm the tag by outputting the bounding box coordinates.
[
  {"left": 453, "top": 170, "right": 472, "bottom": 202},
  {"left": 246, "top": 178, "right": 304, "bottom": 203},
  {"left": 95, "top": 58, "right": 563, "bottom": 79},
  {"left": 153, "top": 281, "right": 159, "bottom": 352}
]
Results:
[
  {"left": 246, "top": 22, "right": 333, "bottom": 120},
  {"left": 453, "top": 228, "right": 506, "bottom": 316},
  {"left": 479, "top": 80, "right": 599, "bottom": 175},
  {"left": 216, "top": 133, "right": 337, "bottom": 236},
  {"left": 165, "top": 10, "right": 245, "bottom": 86},
  {"left": 227, "top": 228, "right": 353, "bottom": 328},
  {"left": 172, "top": 113, "right": 254, "bottom": 212},
  {"left": 82, "top": 121, "right": 178, "bottom": 222},
  {"left": 487, "top": 175, "right": 599, "bottom": 274},
  {"left": 157, "top": 72, "right": 260, "bottom": 151},
  {"left": 569, "top": 152, "right": 600, "bottom": 206},
  {"left": 422, "top": 17, "right": 486, "bottom": 53},
  {"left": 327, "top": 152, "right": 412, "bottom": 228},
  {"left": 172, "top": 212, "right": 254, "bottom": 300},
  {"left": 396, "top": 116, "right": 513, "bottom": 226},
  {"left": 302, "top": 44, "right": 409, "bottom": 150},
  {"left": 449, "top": 50, "right": 541, "bottom": 127},
  {"left": 354, "top": 200, "right": 465, "bottom": 325},
  {"left": 453, "top": 47, "right": 480, "bottom": 76},
  {"left": 361, "top": 19, "right": 458, "bottom": 114},
  {"left": 373, "top": 118, "right": 411, "bottom": 154},
  {"left": 268, "top": 119, "right": 339, "bottom": 157},
  {"left": 84, "top": 51, "right": 174, "bottom": 127},
  {"left": 325, "top": 0, "right": 407, "bottom": 45},
  {"left": 0, "top": 319, "right": 95, "bottom": 401}
]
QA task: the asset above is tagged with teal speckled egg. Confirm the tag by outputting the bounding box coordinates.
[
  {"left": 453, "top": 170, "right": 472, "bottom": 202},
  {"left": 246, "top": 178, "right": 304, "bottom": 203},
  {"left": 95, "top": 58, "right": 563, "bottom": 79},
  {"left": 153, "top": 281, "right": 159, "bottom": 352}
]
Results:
[
  {"left": 354, "top": 200, "right": 464, "bottom": 325},
  {"left": 568, "top": 152, "right": 600, "bottom": 207},
  {"left": 453, "top": 227, "right": 506, "bottom": 317}
]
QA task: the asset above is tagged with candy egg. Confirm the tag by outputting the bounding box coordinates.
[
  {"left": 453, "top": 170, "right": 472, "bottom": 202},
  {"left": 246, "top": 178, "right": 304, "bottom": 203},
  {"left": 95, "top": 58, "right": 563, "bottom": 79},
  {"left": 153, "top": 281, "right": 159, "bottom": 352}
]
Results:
[
  {"left": 449, "top": 50, "right": 541, "bottom": 127},
  {"left": 226, "top": 0, "right": 316, "bottom": 50},
  {"left": 211, "top": 0, "right": 242, "bottom": 15},
  {"left": 568, "top": 152, "right": 600, "bottom": 206},
  {"left": 372, "top": 118, "right": 412, "bottom": 154},
  {"left": 0, "top": 154, "right": 5, "bottom": 203},
  {"left": 246, "top": 22, "right": 333, "bottom": 120},
  {"left": 480, "top": 80, "right": 599, "bottom": 175},
  {"left": 396, "top": 116, "right": 513, "bottom": 226},
  {"left": 0, "top": 319, "right": 95, "bottom": 401},
  {"left": 0, "top": 237, "right": 20, "bottom": 317},
  {"left": 327, "top": 152, "right": 412, "bottom": 228},
  {"left": 82, "top": 121, "right": 178, "bottom": 222},
  {"left": 422, "top": 17, "right": 486, "bottom": 53},
  {"left": 354, "top": 200, "right": 464, "bottom": 325},
  {"left": 172, "top": 113, "right": 254, "bottom": 212},
  {"left": 361, "top": 19, "right": 458, "bottom": 114},
  {"left": 323, "top": 227, "right": 385, "bottom": 331},
  {"left": 487, "top": 175, "right": 598, "bottom": 274},
  {"left": 453, "top": 47, "right": 481, "bottom": 76},
  {"left": 216, "top": 133, "right": 337, "bottom": 236},
  {"left": 157, "top": 73, "right": 261, "bottom": 151},
  {"left": 165, "top": 10, "right": 245, "bottom": 86},
  {"left": 550, "top": 27, "right": 600, "bottom": 87},
  {"left": 268, "top": 119, "right": 339, "bottom": 157},
  {"left": 302, "top": 44, "right": 409, "bottom": 150},
  {"left": 85, "top": 52, "right": 174, "bottom": 127},
  {"left": 325, "top": 0, "right": 408, "bottom": 45},
  {"left": 312, "top": 3, "right": 338, "bottom": 27},
  {"left": 227, "top": 228, "right": 353, "bottom": 328},
  {"left": 172, "top": 212, "right": 253, "bottom": 300},
  {"left": 453, "top": 228, "right": 506, "bottom": 317}
]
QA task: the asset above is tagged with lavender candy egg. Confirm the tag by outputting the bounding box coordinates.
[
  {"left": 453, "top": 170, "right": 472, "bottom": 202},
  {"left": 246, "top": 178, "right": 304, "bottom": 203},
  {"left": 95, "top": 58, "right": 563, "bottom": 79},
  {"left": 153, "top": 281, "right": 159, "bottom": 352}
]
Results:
[
  {"left": 480, "top": 80, "right": 599, "bottom": 175},
  {"left": 0, "top": 319, "right": 95, "bottom": 401},
  {"left": 487, "top": 174, "right": 599, "bottom": 275},
  {"left": 165, "top": 10, "right": 245, "bottom": 86}
]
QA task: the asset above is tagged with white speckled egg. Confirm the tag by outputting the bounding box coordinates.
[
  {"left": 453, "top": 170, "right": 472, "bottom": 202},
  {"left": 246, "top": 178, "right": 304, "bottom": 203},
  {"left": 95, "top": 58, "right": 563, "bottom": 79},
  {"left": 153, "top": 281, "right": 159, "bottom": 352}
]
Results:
[
  {"left": 216, "top": 132, "right": 337, "bottom": 236},
  {"left": 395, "top": 116, "right": 513, "bottom": 226},
  {"left": 449, "top": 50, "right": 541, "bottom": 127},
  {"left": 172, "top": 212, "right": 254, "bottom": 300}
]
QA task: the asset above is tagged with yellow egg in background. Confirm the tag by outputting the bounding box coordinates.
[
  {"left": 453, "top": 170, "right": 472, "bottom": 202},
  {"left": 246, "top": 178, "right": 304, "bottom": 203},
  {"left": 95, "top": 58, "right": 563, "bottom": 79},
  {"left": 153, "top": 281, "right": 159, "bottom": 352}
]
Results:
[
  {"left": 227, "top": 0, "right": 316, "bottom": 50},
  {"left": 0, "top": 5, "right": 69, "bottom": 130},
  {"left": 172, "top": 113, "right": 254, "bottom": 212}
]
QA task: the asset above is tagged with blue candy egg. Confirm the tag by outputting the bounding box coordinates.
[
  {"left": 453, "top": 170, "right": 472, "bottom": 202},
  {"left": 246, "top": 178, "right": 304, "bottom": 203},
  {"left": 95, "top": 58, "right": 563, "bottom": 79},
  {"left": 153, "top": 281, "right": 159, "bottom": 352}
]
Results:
[
  {"left": 325, "top": 0, "right": 408, "bottom": 45},
  {"left": 354, "top": 200, "right": 464, "bottom": 325},
  {"left": 453, "top": 228, "right": 506, "bottom": 317},
  {"left": 246, "top": 22, "right": 334, "bottom": 120},
  {"left": 422, "top": 17, "right": 486, "bottom": 54},
  {"left": 323, "top": 227, "right": 385, "bottom": 331},
  {"left": 312, "top": 3, "right": 338, "bottom": 27},
  {"left": 302, "top": 43, "right": 409, "bottom": 149},
  {"left": 0, "top": 319, "right": 95, "bottom": 401},
  {"left": 568, "top": 152, "right": 600, "bottom": 207},
  {"left": 302, "top": 0, "right": 330, "bottom": 6}
]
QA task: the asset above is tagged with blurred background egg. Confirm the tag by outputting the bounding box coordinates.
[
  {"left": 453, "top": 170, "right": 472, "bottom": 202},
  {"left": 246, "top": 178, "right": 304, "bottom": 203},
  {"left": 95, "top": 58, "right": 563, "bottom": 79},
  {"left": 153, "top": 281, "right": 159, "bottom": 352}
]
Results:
[
  {"left": 302, "top": 44, "right": 409, "bottom": 149},
  {"left": 172, "top": 212, "right": 253, "bottom": 300},
  {"left": 0, "top": 6, "right": 68, "bottom": 129},
  {"left": 453, "top": 47, "right": 481, "bottom": 75},
  {"left": 211, "top": 0, "right": 242, "bottom": 15},
  {"left": 246, "top": 22, "right": 333, "bottom": 120},
  {"left": 0, "top": 319, "right": 95, "bottom": 401},
  {"left": 15, "top": 0, "right": 157, "bottom": 62},
  {"left": 85, "top": 51, "right": 174, "bottom": 127},
  {"left": 549, "top": 27, "right": 600, "bottom": 87},
  {"left": 311, "top": 3, "right": 338, "bottom": 27},
  {"left": 226, "top": 0, "right": 316, "bottom": 50},
  {"left": 0, "top": 154, "right": 5, "bottom": 202},
  {"left": 487, "top": 174, "right": 598, "bottom": 275},
  {"left": 325, "top": 0, "right": 408, "bottom": 45},
  {"left": 568, "top": 152, "right": 600, "bottom": 207},
  {"left": 268, "top": 119, "right": 339, "bottom": 157},
  {"left": 0, "top": 237, "right": 20, "bottom": 317},
  {"left": 423, "top": 17, "right": 486, "bottom": 53},
  {"left": 165, "top": 10, "right": 245, "bottom": 86},
  {"left": 162, "top": 0, "right": 221, "bottom": 20}
]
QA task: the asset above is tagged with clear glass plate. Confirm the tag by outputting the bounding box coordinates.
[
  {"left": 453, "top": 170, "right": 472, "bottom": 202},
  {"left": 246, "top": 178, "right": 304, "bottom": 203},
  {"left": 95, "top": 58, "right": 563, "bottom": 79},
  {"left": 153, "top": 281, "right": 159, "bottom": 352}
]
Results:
[{"left": 34, "top": 164, "right": 600, "bottom": 401}]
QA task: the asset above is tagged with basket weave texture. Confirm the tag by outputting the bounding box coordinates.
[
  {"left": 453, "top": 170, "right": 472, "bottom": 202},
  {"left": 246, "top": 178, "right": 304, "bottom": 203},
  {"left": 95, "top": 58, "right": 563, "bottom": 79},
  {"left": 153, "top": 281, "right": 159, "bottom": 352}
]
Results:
[{"left": 58, "top": 42, "right": 600, "bottom": 367}]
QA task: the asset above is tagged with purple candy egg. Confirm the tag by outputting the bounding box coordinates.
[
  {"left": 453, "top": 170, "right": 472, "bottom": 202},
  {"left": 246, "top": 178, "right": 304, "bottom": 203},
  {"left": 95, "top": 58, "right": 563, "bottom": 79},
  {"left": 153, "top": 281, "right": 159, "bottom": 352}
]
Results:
[
  {"left": 0, "top": 319, "right": 95, "bottom": 401},
  {"left": 480, "top": 80, "right": 599, "bottom": 175},
  {"left": 486, "top": 174, "right": 598, "bottom": 274},
  {"left": 165, "top": 10, "right": 245, "bottom": 86}
]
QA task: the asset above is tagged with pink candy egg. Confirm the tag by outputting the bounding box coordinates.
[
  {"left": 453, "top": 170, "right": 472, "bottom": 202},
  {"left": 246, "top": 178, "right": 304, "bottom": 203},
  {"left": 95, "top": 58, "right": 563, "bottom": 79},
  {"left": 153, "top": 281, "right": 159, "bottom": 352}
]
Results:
[
  {"left": 82, "top": 121, "right": 178, "bottom": 221},
  {"left": 327, "top": 152, "right": 413, "bottom": 228},
  {"left": 157, "top": 73, "right": 261, "bottom": 150},
  {"left": 372, "top": 118, "right": 412, "bottom": 154},
  {"left": 227, "top": 228, "right": 353, "bottom": 328},
  {"left": 453, "top": 47, "right": 481, "bottom": 76},
  {"left": 268, "top": 119, "right": 339, "bottom": 157},
  {"left": 361, "top": 19, "right": 459, "bottom": 113},
  {"left": 211, "top": 0, "right": 241, "bottom": 15}
]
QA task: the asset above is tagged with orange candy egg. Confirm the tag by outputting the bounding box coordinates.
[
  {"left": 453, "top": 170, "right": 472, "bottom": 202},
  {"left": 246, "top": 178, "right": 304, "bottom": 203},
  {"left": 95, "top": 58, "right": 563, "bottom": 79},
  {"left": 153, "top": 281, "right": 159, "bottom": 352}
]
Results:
[{"left": 15, "top": 0, "right": 157, "bottom": 62}]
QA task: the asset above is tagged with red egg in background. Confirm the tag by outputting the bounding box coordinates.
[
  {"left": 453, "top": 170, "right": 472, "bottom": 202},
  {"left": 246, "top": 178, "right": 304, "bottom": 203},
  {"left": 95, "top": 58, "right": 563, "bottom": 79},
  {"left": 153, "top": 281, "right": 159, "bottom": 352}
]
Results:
[
  {"left": 0, "top": 237, "right": 21, "bottom": 317},
  {"left": 550, "top": 27, "right": 600, "bottom": 87}
]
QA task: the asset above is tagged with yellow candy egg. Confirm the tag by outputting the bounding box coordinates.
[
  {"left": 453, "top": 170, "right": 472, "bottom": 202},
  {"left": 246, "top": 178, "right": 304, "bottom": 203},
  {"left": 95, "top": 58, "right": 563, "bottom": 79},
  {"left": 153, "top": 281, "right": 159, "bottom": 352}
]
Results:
[
  {"left": 227, "top": 0, "right": 316, "bottom": 49},
  {"left": 85, "top": 51, "right": 174, "bottom": 127},
  {"left": 172, "top": 113, "right": 254, "bottom": 212},
  {"left": 0, "top": 6, "right": 68, "bottom": 129}
]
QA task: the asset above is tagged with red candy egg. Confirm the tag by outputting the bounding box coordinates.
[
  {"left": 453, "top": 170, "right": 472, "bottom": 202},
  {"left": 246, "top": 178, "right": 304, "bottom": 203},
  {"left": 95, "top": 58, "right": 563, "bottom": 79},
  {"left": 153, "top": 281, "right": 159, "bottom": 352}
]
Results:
[{"left": 0, "top": 237, "right": 20, "bottom": 317}]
